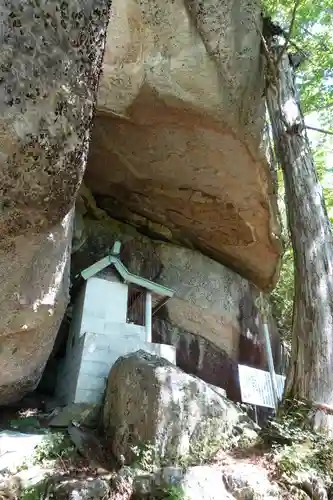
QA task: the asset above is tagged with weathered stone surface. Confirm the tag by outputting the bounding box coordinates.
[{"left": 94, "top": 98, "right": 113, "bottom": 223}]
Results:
[
  {"left": 157, "top": 465, "right": 235, "bottom": 500},
  {"left": 71, "top": 217, "right": 283, "bottom": 401},
  {"left": 0, "top": 1, "right": 111, "bottom": 234},
  {"left": 222, "top": 462, "right": 281, "bottom": 499},
  {"left": 0, "top": 431, "right": 46, "bottom": 473},
  {"left": 115, "top": 463, "right": 286, "bottom": 500},
  {"left": 0, "top": 213, "right": 72, "bottom": 405},
  {"left": 52, "top": 478, "right": 111, "bottom": 500},
  {"left": 0, "top": 0, "right": 281, "bottom": 406},
  {"left": 85, "top": 0, "right": 282, "bottom": 289},
  {"left": 49, "top": 403, "right": 101, "bottom": 428},
  {"left": 72, "top": 218, "right": 249, "bottom": 358},
  {"left": 0, "top": 1, "right": 112, "bottom": 404},
  {"left": 175, "top": 466, "right": 234, "bottom": 500},
  {"left": 102, "top": 350, "right": 256, "bottom": 466}
]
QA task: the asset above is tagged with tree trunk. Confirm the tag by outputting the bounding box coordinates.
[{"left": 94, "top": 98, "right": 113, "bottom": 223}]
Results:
[{"left": 266, "top": 53, "right": 333, "bottom": 434}]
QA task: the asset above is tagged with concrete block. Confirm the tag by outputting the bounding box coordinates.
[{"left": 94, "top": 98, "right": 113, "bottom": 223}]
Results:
[
  {"left": 146, "top": 343, "right": 176, "bottom": 364},
  {"left": 80, "top": 315, "right": 106, "bottom": 336},
  {"left": 74, "top": 389, "right": 104, "bottom": 405},
  {"left": 83, "top": 277, "right": 128, "bottom": 324},
  {"left": 76, "top": 374, "right": 106, "bottom": 392},
  {"left": 80, "top": 360, "right": 111, "bottom": 378}
]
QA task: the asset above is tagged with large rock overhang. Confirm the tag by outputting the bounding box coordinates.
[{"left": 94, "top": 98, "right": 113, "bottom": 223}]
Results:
[{"left": 85, "top": 0, "right": 282, "bottom": 290}]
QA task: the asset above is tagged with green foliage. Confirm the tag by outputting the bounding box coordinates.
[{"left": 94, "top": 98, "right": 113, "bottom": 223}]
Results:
[
  {"left": 161, "top": 485, "right": 187, "bottom": 500},
  {"left": 270, "top": 247, "right": 294, "bottom": 345},
  {"left": 131, "top": 442, "right": 159, "bottom": 473},
  {"left": 275, "top": 437, "right": 333, "bottom": 485},
  {"left": 262, "top": 0, "right": 333, "bottom": 115},
  {"left": 275, "top": 442, "right": 315, "bottom": 479},
  {"left": 20, "top": 480, "right": 50, "bottom": 500},
  {"left": 262, "top": 399, "right": 313, "bottom": 445},
  {"left": 8, "top": 416, "right": 41, "bottom": 431},
  {"left": 33, "top": 432, "right": 77, "bottom": 464},
  {"left": 262, "top": 400, "right": 333, "bottom": 485}
]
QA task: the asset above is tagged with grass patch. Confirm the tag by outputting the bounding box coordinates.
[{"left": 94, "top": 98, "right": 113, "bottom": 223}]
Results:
[
  {"left": 261, "top": 399, "right": 333, "bottom": 490},
  {"left": 160, "top": 484, "right": 187, "bottom": 500},
  {"left": 20, "top": 482, "right": 48, "bottom": 500}
]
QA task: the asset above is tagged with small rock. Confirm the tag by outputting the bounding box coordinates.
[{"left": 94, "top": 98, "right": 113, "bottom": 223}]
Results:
[
  {"left": 114, "top": 466, "right": 154, "bottom": 497},
  {"left": 222, "top": 462, "right": 281, "bottom": 499},
  {"left": 157, "top": 466, "right": 184, "bottom": 486},
  {"left": 133, "top": 473, "right": 153, "bottom": 496},
  {"left": 110, "top": 469, "right": 134, "bottom": 500},
  {"left": 158, "top": 465, "right": 234, "bottom": 500},
  {"left": 295, "top": 473, "right": 328, "bottom": 500},
  {"left": 52, "top": 477, "right": 110, "bottom": 500}
]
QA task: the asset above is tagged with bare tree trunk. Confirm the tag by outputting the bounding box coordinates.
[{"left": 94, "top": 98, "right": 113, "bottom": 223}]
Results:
[{"left": 266, "top": 53, "right": 333, "bottom": 434}]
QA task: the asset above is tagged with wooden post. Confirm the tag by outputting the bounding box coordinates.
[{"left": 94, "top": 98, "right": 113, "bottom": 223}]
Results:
[{"left": 145, "top": 292, "right": 152, "bottom": 343}]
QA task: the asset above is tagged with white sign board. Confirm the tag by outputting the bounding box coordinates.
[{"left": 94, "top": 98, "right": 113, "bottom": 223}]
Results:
[{"left": 238, "top": 364, "right": 286, "bottom": 409}]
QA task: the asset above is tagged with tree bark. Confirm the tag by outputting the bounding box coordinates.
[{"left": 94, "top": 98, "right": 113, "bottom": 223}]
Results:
[{"left": 266, "top": 53, "right": 333, "bottom": 434}]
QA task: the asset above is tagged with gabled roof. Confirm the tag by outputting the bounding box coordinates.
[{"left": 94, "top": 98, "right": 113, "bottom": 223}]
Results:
[{"left": 80, "top": 241, "right": 174, "bottom": 298}]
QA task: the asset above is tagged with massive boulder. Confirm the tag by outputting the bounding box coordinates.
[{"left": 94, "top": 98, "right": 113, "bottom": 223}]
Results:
[
  {"left": 85, "top": 0, "right": 282, "bottom": 290},
  {"left": 0, "top": 0, "right": 282, "bottom": 405},
  {"left": 102, "top": 350, "right": 256, "bottom": 466},
  {"left": 0, "top": 215, "right": 72, "bottom": 404},
  {"left": 0, "top": 1, "right": 112, "bottom": 404}
]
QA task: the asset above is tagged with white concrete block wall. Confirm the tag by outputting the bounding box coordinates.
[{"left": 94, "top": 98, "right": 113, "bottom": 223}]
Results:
[
  {"left": 57, "top": 276, "right": 176, "bottom": 405},
  {"left": 80, "top": 277, "right": 128, "bottom": 335},
  {"left": 74, "top": 389, "right": 104, "bottom": 404},
  {"left": 81, "top": 330, "right": 147, "bottom": 364},
  {"left": 103, "top": 322, "right": 147, "bottom": 339},
  {"left": 70, "top": 331, "right": 177, "bottom": 404},
  {"left": 56, "top": 328, "right": 85, "bottom": 405}
]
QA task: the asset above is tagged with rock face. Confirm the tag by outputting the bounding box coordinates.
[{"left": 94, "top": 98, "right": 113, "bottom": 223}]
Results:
[
  {"left": 103, "top": 350, "right": 256, "bottom": 466},
  {"left": 157, "top": 465, "right": 234, "bottom": 500},
  {"left": 0, "top": 1, "right": 112, "bottom": 404},
  {"left": 51, "top": 478, "right": 111, "bottom": 500},
  {"left": 71, "top": 216, "right": 283, "bottom": 401},
  {"left": 222, "top": 462, "right": 281, "bottom": 499},
  {"left": 0, "top": 214, "right": 72, "bottom": 405},
  {"left": 0, "top": 0, "right": 282, "bottom": 405},
  {"left": 156, "top": 463, "right": 283, "bottom": 499},
  {"left": 85, "top": 0, "right": 282, "bottom": 290},
  {"left": 110, "top": 462, "right": 287, "bottom": 499}
]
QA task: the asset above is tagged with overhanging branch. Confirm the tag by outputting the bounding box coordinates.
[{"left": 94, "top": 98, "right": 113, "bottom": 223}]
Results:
[
  {"left": 277, "top": 0, "right": 301, "bottom": 64},
  {"left": 306, "top": 125, "right": 333, "bottom": 136}
]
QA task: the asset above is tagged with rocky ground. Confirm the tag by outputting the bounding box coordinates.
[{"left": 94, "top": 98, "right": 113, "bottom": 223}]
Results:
[
  {"left": 0, "top": 406, "right": 289, "bottom": 500},
  {"left": 0, "top": 352, "right": 330, "bottom": 500}
]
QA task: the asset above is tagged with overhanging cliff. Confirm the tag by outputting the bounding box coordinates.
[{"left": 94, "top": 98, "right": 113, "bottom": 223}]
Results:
[
  {"left": 85, "top": 0, "right": 282, "bottom": 289},
  {"left": 0, "top": 0, "right": 282, "bottom": 405}
]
